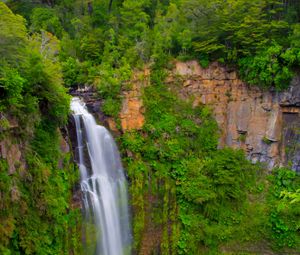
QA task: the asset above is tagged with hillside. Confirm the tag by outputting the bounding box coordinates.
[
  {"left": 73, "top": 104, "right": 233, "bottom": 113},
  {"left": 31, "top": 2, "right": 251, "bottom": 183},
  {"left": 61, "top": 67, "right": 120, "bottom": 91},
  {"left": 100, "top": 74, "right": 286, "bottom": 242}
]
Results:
[{"left": 0, "top": 1, "right": 299, "bottom": 254}]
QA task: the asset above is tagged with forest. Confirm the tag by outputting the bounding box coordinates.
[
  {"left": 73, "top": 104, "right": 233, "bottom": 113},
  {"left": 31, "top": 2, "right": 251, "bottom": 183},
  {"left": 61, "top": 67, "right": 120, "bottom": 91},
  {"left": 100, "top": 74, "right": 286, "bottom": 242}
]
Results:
[{"left": 0, "top": 0, "right": 300, "bottom": 254}]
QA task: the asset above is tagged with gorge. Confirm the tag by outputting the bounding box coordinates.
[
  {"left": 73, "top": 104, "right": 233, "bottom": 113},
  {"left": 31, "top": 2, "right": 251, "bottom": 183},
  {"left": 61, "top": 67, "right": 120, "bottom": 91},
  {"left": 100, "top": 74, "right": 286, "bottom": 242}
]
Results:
[{"left": 0, "top": 1, "right": 300, "bottom": 255}]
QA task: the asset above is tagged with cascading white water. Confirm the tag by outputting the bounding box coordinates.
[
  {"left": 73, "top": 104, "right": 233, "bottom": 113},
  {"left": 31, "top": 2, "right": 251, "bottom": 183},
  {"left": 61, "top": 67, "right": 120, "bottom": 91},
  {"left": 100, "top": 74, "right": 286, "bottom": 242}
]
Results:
[{"left": 71, "top": 97, "right": 132, "bottom": 255}]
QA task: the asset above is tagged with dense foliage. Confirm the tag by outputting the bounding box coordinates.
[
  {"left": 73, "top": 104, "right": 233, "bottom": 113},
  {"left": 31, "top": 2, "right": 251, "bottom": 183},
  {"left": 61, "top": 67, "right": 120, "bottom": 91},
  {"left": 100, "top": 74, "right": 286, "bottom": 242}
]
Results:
[
  {"left": 7, "top": 0, "right": 300, "bottom": 91},
  {"left": 0, "top": 3, "right": 81, "bottom": 254},
  {"left": 7, "top": 2, "right": 297, "bottom": 92},
  {"left": 1, "top": 0, "right": 300, "bottom": 254},
  {"left": 120, "top": 63, "right": 300, "bottom": 254}
]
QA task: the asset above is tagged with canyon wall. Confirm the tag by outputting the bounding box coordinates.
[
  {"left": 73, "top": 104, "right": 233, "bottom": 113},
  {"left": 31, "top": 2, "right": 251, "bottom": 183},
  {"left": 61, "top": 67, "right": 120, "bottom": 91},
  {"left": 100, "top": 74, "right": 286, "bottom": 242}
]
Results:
[{"left": 121, "top": 61, "right": 300, "bottom": 172}]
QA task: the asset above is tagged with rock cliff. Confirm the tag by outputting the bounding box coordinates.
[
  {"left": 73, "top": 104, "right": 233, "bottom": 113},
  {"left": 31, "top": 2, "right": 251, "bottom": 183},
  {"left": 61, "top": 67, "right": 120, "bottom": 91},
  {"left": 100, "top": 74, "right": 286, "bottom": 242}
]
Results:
[
  {"left": 121, "top": 61, "right": 300, "bottom": 172},
  {"left": 120, "top": 69, "right": 149, "bottom": 131}
]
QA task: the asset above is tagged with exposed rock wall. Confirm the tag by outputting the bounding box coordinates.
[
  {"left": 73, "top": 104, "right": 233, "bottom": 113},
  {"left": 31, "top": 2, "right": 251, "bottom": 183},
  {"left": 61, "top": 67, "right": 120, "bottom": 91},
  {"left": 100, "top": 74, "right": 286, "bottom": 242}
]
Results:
[
  {"left": 171, "top": 61, "right": 300, "bottom": 171},
  {"left": 120, "top": 61, "right": 300, "bottom": 171},
  {"left": 120, "top": 69, "right": 149, "bottom": 131},
  {"left": 70, "top": 68, "right": 149, "bottom": 133}
]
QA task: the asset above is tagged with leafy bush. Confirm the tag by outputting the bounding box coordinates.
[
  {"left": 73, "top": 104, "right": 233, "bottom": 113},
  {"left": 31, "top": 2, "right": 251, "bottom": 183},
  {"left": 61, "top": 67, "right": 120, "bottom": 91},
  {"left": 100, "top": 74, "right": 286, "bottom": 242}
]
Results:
[
  {"left": 61, "top": 57, "right": 81, "bottom": 87},
  {"left": 267, "top": 168, "right": 300, "bottom": 249},
  {"left": 0, "top": 66, "right": 25, "bottom": 109},
  {"left": 30, "top": 7, "right": 63, "bottom": 38},
  {"left": 239, "top": 43, "right": 300, "bottom": 90},
  {"left": 102, "top": 97, "right": 121, "bottom": 117}
]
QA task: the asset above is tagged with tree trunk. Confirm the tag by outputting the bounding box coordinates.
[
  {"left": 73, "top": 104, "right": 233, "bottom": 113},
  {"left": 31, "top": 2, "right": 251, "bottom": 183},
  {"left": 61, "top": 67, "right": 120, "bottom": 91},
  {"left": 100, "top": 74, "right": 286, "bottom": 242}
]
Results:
[{"left": 108, "top": 0, "right": 113, "bottom": 12}]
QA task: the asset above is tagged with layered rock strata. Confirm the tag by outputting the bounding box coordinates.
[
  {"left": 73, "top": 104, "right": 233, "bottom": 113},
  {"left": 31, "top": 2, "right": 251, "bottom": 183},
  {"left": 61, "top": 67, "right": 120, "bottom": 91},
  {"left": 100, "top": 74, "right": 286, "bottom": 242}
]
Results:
[
  {"left": 120, "top": 61, "right": 300, "bottom": 171},
  {"left": 172, "top": 61, "right": 300, "bottom": 171}
]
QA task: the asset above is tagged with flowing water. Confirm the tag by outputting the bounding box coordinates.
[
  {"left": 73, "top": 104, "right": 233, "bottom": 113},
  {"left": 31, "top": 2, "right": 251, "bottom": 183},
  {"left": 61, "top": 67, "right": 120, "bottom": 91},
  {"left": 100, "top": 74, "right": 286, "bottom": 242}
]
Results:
[{"left": 71, "top": 97, "right": 132, "bottom": 255}]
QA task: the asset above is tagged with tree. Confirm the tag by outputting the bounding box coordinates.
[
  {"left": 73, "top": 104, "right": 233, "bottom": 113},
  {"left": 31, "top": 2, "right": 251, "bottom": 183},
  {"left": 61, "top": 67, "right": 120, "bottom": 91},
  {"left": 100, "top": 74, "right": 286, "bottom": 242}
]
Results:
[
  {"left": 108, "top": 0, "right": 113, "bottom": 12},
  {"left": 30, "top": 7, "right": 64, "bottom": 38},
  {"left": 0, "top": 2, "right": 27, "bottom": 65}
]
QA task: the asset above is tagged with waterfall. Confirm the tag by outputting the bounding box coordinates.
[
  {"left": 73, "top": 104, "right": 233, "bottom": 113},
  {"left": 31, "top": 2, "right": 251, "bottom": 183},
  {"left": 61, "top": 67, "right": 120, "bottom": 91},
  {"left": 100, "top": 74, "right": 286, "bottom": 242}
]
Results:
[{"left": 71, "top": 97, "right": 132, "bottom": 255}]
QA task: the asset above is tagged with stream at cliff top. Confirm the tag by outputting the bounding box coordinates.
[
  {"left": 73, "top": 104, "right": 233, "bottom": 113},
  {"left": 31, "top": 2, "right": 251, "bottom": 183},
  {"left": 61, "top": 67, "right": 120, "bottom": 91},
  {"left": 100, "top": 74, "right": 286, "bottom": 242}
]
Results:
[{"left": 71, "top": 97, "right": 132, "bottom": 255}]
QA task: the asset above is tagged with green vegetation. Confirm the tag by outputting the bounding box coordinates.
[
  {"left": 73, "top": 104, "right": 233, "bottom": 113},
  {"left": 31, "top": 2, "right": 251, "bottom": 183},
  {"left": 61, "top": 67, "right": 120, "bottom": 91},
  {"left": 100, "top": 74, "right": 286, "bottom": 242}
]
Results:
[
  {"left": 183, "top": 0, "right": 300, "bottom": 90},
  {"left": 262, "top": 136, "right": 273, "bottom": 145},
  {"left": 267, "top": 168, "right": 300, "bottom": 249},
  {"left": 2, "top": 0, "right": 299, "bottom": 106},
  {"left": 5, "top": 0, "right": 299, "bottom": 105},
  {"left": 0, "top": 3, "right": 81, "bottom": 254},
  {"left": 1, "top": 0, "right": 300, "bottom": 254},
  {"left": 0, "top": 129, "right": 82, "bottom": 255},
  {"left": 120, "top": 62, "right": 300, "bottom": 254}
]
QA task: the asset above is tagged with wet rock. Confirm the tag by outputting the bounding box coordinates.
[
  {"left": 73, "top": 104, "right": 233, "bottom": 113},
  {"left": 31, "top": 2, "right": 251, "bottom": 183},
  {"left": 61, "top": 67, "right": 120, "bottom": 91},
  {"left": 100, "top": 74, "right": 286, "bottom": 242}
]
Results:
[
  {"left": 60, "top": 135, "right": 70, "bottom": 154},
  {"left": 71, "top": 188, "right": 83, "bottom": 209},
  {"left": 69, "top": 87, "right": 113, "bottom": 131}
]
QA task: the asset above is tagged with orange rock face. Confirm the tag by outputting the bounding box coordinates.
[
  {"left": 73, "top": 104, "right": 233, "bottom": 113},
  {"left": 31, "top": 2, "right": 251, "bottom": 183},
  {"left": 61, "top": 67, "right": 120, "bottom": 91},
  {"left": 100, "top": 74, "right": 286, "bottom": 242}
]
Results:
[
  {"left": 106, "top": 117, "right": 118, "bottom": 133},
  {"left": 172, "top": 61, "right": 284, "bottom": 168},
  {"left": 120, "top": 69, "right": 149, "bottom": 131},
  {"left": 120, "top": 94, "right": 145, "bottom": 131},
  {"left": 120, "top": 61, "right": 300, "bottom": 170}
]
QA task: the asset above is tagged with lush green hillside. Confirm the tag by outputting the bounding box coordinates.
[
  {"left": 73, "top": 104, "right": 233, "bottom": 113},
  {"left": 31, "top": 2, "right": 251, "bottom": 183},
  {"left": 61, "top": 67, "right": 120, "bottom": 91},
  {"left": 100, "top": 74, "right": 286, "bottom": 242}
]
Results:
[
  {"left": 7, "top": 0, "right": 300, "bottom": 92},
  {"left": 0, "top": 1, "right": 300, "bottom": 254},
  {"left": 0, "top": 3, "right": 81, "bottom": 254}
]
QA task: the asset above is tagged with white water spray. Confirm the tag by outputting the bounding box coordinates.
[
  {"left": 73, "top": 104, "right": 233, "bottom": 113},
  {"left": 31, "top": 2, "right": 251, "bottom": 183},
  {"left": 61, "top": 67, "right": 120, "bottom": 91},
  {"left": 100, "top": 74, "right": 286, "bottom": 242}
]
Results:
[{"left": 71, "top": 97, "right": 131, "bottom": 255}]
